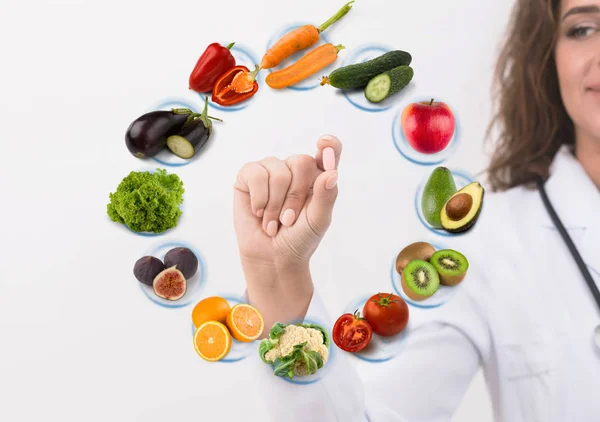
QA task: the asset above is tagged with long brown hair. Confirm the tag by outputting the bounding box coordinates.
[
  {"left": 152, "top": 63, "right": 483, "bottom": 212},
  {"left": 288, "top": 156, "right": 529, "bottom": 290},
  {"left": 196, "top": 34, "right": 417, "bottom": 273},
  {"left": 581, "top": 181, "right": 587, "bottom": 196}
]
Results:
[{"left": 486, "top": 0, "right": 574, "bottom": 191}]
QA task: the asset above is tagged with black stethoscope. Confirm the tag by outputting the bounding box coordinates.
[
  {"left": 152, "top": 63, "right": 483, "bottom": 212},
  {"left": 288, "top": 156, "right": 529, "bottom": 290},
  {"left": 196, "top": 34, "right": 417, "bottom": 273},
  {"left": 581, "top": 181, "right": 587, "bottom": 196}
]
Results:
[{"left": 537, "top": 177, "right": 600, "bottom": 353}]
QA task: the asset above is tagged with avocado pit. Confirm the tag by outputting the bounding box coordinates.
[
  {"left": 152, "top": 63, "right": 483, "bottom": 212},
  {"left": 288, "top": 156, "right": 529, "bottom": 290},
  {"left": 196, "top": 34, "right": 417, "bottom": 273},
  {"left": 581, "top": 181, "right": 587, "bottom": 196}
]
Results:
[{"left": 445, "top": 193, "right": 472, "bottom": 221}]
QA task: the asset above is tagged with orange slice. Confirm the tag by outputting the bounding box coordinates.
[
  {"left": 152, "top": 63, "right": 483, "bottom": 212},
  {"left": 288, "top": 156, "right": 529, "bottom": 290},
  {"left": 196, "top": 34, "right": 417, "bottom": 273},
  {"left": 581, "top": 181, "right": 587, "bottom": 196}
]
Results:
[
  {"left": 226, "top": 304, "right": 264, "bottom": 342},
  {"left": 191, "top": 296, "right": 231, "bottom": 328},
  {"left": 193, "top": 321, "right": 231, "bottom": 362}
]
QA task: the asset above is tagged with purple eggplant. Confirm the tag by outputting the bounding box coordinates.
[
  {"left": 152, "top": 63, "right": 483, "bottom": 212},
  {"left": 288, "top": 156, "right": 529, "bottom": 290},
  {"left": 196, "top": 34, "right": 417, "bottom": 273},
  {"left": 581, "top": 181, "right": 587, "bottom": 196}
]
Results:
[
  {"left": 166, "top": 97, "right": 222, "bottom": 159},
  {"left": 125, "top": 108, "right": 198, "bottom": 159}
]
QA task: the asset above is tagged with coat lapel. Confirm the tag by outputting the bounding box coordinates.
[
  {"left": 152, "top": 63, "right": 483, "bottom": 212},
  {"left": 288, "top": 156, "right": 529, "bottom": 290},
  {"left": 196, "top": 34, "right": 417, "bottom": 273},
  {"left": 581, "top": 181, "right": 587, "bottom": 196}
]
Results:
[{"left": 541, "top": 145, "right": 600, "bottom": 276}]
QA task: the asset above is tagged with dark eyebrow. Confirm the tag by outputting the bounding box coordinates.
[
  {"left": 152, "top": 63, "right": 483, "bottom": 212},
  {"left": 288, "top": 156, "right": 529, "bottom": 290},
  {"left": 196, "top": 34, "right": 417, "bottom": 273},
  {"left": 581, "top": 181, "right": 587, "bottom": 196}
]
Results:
[{"left": 562, "top": 5, "right": 600, "bottom": 20}]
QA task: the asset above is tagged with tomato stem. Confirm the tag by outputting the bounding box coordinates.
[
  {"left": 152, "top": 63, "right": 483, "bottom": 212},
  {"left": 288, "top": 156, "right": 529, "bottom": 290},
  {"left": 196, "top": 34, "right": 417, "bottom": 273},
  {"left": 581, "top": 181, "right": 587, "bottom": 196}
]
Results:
[
  {"left": 371, "top": 292, "right": 401, "bottom": 309},
  {"left": 353, "top": 309, "right": 365, "bottom": 320}
]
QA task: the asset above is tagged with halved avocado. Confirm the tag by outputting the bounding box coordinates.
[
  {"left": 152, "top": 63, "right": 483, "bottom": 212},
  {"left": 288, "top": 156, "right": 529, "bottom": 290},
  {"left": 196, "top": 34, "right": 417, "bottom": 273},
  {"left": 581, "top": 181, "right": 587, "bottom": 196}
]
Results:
[{"left": 440, "top": 182, "right": 484, "bottom": 233}]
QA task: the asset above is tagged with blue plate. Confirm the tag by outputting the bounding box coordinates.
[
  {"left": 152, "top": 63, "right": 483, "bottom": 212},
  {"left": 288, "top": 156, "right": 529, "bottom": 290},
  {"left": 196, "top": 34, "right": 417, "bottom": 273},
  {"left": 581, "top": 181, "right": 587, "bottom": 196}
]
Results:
[
  {"left": 137, "top": 240, "right": 206, "bottom": 308},
  {"left": 414, "top": 169, "right": 474, "bottom": 237},
  {"left": 392, "top": 99, "right": 460, "bottom": 165},
  {"left": 341, "top": 295, "right": 410, "bottom": 363},
  {"left": 191, "top": 294, "right": 255, "bottom": 363}
]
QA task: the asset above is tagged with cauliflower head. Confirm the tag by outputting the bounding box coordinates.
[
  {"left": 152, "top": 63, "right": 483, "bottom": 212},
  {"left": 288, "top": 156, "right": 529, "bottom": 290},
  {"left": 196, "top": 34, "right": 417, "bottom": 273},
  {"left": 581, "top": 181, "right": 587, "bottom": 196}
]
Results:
[{"left": 259, "top": 322, "right": 330, "bottom": 379}]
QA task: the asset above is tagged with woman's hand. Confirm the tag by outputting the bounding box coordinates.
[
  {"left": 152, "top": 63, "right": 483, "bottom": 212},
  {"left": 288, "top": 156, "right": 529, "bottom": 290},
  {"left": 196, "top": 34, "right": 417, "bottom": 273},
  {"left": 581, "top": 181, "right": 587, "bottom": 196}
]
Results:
[{"left": 233, "top": 135, "right": 342, "bottom": 330}]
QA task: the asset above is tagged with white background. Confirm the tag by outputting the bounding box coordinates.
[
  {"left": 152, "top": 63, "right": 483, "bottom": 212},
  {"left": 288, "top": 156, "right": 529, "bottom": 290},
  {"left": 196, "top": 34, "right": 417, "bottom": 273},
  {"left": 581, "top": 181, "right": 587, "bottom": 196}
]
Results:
[{"left": 0, "top": 0, "right": 515, "bottom": 420}]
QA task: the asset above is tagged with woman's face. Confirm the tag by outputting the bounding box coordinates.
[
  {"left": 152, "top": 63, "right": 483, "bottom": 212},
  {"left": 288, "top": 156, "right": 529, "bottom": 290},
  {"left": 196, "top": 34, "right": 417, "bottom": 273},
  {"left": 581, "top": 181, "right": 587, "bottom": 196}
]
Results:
[{"left": 555, "top": 0, "right": 600, "bottom": 145}]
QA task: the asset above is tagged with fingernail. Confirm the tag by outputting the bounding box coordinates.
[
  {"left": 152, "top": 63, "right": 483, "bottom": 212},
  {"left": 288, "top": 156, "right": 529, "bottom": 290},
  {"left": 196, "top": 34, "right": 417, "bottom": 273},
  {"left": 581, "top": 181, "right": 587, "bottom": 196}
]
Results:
[
  {"left": 323, "top": 147, "right": 336, "bottom": 171},
  {"left": 281, "top": 208, "right": 295, "bottom": 227},
  {"left": 266, "top": 220, "right": 279, "bottom": 237},
  {"left": 325, "top": 172, "right": 338, "bottom": 190},
  {"left": 321, "top": 134, "right": 335, "bottom": 141},
  {"left": 256, "top": 209, "right": 264, "bottom": 218}
]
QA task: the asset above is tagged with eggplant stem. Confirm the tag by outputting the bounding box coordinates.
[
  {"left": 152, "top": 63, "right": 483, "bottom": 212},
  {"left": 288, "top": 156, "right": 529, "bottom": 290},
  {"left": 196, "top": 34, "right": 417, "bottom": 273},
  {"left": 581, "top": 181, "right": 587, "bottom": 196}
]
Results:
[
  {"left": 171, "top": 108, "right": 194, "bottom": 115},
  {"left": 196, "top": 96, "right": 220, "bottom": 128},
  {"left": 177, "top": 98, "right": 222, "bottom": 127}
]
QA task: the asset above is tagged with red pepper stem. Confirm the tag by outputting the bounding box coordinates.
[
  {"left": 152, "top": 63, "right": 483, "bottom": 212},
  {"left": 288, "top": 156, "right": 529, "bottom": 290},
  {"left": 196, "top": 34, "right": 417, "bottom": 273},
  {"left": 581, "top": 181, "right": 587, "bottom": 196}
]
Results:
[
  {"left": 248, "top": 64, "right": 261, "bottom": 82},
  {"left": 226, "top": 42, "right": 235, "bottom": 50}
]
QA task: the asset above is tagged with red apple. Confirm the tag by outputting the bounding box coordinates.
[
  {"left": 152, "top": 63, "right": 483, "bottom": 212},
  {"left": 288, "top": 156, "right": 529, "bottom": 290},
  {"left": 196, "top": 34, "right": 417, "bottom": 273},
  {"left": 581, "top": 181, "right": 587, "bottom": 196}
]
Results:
[{"left": 401, "top": 99, "right": 456, "bottom": 154}]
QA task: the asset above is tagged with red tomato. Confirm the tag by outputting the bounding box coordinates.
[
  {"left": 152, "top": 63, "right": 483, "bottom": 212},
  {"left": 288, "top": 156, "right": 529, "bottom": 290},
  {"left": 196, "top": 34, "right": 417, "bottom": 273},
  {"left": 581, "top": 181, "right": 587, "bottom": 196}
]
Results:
[
  {"left": 363, "top": 293, "right": 409, "bottom": 337},
  {"left": 332, "top": 311, "right": 373, "bottom": 352}
]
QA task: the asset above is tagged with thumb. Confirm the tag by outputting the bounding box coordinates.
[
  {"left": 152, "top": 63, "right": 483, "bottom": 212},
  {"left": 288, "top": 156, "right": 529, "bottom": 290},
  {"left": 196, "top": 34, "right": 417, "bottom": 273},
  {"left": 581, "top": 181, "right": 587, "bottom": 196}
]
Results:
[{"left": 306, "top": 170, "right": 339, "bottom": 236}]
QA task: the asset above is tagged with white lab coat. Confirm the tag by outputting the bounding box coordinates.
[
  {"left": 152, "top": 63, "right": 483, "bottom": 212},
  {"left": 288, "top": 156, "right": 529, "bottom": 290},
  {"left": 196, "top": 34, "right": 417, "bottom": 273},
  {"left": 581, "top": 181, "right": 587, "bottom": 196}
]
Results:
[{"left": 247, "top": 145, "right": 600, "bottom": 422}]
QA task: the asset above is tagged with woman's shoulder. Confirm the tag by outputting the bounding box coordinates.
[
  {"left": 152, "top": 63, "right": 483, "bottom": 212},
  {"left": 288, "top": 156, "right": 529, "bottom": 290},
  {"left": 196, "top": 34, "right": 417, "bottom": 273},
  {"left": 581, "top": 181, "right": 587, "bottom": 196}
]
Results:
[
  {"left": 483, "top": 183, "right": 538, "bottom": 217},
  {"left": 470, "top": 183, "right": 540, "bottom": 238}
]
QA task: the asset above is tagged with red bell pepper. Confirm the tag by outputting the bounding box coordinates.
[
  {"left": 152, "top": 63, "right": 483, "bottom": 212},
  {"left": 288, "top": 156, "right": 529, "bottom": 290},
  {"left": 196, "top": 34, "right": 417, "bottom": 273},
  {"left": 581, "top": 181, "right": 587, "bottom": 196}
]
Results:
[
  {"left": 189, "top": 42, "right": 236, "bottom": 93},
  {"left": 211, "top": 65, "right": 260, "bottom": 106}
]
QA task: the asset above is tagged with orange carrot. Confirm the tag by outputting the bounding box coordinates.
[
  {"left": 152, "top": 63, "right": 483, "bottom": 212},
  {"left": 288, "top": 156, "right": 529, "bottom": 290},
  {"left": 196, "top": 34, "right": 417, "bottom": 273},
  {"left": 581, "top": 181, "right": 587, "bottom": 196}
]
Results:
[
  {"left": 261, "top": 25, "right": 320, "bottom": 70},
  {"left": 266, "top": 43, "right": 345, "bottom": 89},
  {"left": 260, "top": 1, "right": 354, "bottom": 70}
]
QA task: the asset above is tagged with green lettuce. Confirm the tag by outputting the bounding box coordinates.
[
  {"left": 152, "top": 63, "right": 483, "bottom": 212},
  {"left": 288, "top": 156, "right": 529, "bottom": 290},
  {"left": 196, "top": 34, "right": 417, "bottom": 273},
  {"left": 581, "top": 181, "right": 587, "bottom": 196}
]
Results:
[{"left": 107, "top": 169, "right": 184, "bottom": 233}]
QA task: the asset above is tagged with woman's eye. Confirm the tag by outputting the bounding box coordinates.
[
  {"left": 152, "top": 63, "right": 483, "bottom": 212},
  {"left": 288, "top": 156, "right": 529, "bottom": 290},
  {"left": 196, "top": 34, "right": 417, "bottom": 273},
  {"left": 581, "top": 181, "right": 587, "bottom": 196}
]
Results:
[{"left": 567, "top": 25, "right": 596, "bottom": 38}]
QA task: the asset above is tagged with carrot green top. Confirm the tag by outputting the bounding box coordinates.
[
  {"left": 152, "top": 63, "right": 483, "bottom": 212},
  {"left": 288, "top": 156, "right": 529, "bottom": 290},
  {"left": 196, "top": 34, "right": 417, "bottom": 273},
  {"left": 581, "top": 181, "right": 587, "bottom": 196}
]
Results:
[{"left": 318, "top": 0, "right": 355, "bottom": 33}]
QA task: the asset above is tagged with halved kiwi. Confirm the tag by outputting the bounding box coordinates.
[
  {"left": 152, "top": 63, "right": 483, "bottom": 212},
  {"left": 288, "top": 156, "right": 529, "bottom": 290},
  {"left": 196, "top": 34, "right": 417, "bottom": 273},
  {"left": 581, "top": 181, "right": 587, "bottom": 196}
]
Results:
[
  {"left": 430, "top": 249, "right": 469, "bottom": 286},
  {"left": 396, "top": 242, "right": 436, "bottom": 274},
  {"left": 401, "top": 260, "right": 440, "bottom": 301}
]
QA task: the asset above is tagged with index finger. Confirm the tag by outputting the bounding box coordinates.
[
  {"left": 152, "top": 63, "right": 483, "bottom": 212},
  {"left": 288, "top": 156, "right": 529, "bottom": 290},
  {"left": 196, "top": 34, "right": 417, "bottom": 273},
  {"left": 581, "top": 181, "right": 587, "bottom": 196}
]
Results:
[
  {"left": 234, "top": 162, "right": 269, "bottom": 217},
  {"left": 315, "top": 134, "right": 342, "bottom": 172}
]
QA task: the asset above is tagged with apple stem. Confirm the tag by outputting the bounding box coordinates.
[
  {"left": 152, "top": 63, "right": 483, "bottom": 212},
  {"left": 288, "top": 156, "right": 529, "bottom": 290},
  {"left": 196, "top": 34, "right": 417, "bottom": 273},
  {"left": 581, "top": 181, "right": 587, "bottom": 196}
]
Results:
[{"left": 429, "top": 98, "right": 434, "bottom": 106}]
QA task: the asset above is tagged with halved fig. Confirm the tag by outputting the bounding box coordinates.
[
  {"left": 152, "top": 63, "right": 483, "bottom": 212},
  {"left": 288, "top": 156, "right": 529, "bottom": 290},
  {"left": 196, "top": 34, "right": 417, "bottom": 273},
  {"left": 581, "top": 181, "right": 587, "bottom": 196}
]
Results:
[
  {"left": 164, "top": 247, "right": 198, "bottom": 279},
  {"left": 133, "top": 256, "right": 165, "bottom": 286},
  {"left": 153, "top": 266, "right": 187, "bottom": 301}
]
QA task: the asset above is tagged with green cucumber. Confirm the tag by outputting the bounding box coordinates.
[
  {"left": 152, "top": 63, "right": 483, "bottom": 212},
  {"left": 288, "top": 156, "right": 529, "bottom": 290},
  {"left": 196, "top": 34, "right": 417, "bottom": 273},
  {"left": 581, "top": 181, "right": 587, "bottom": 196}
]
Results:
[
  {"left": 321, "top": 50, "right": 412, "bottom": 89},
  {"left": 364, "top": 65, "right": 414, "bottom": 103}
]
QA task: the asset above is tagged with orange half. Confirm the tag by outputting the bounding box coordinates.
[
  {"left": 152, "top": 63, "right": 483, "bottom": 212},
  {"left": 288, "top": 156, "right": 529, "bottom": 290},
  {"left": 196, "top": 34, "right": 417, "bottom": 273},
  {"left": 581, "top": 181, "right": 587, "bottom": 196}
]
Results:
[
  {"left": 193, "top": 321, "right": 231, "bottom": 362},
  {"left": 191, "top": 296, "right": 231, "bottom": 328},
  {"left": 226, "top": 304, "right": 264, "bottom": 342}
]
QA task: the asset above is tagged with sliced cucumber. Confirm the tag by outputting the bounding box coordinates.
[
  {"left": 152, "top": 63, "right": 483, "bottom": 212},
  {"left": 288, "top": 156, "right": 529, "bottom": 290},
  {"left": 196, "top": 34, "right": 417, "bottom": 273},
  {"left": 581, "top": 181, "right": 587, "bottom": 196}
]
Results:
[
  {"left": 364, "top": 65, "right": 414, "bottom": 103},
  {"left": 365, "top": 74, "right": 391, "bottom": 102},
  {"left": 322, "top": 50, "right": 412, "bottom": 89}
]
